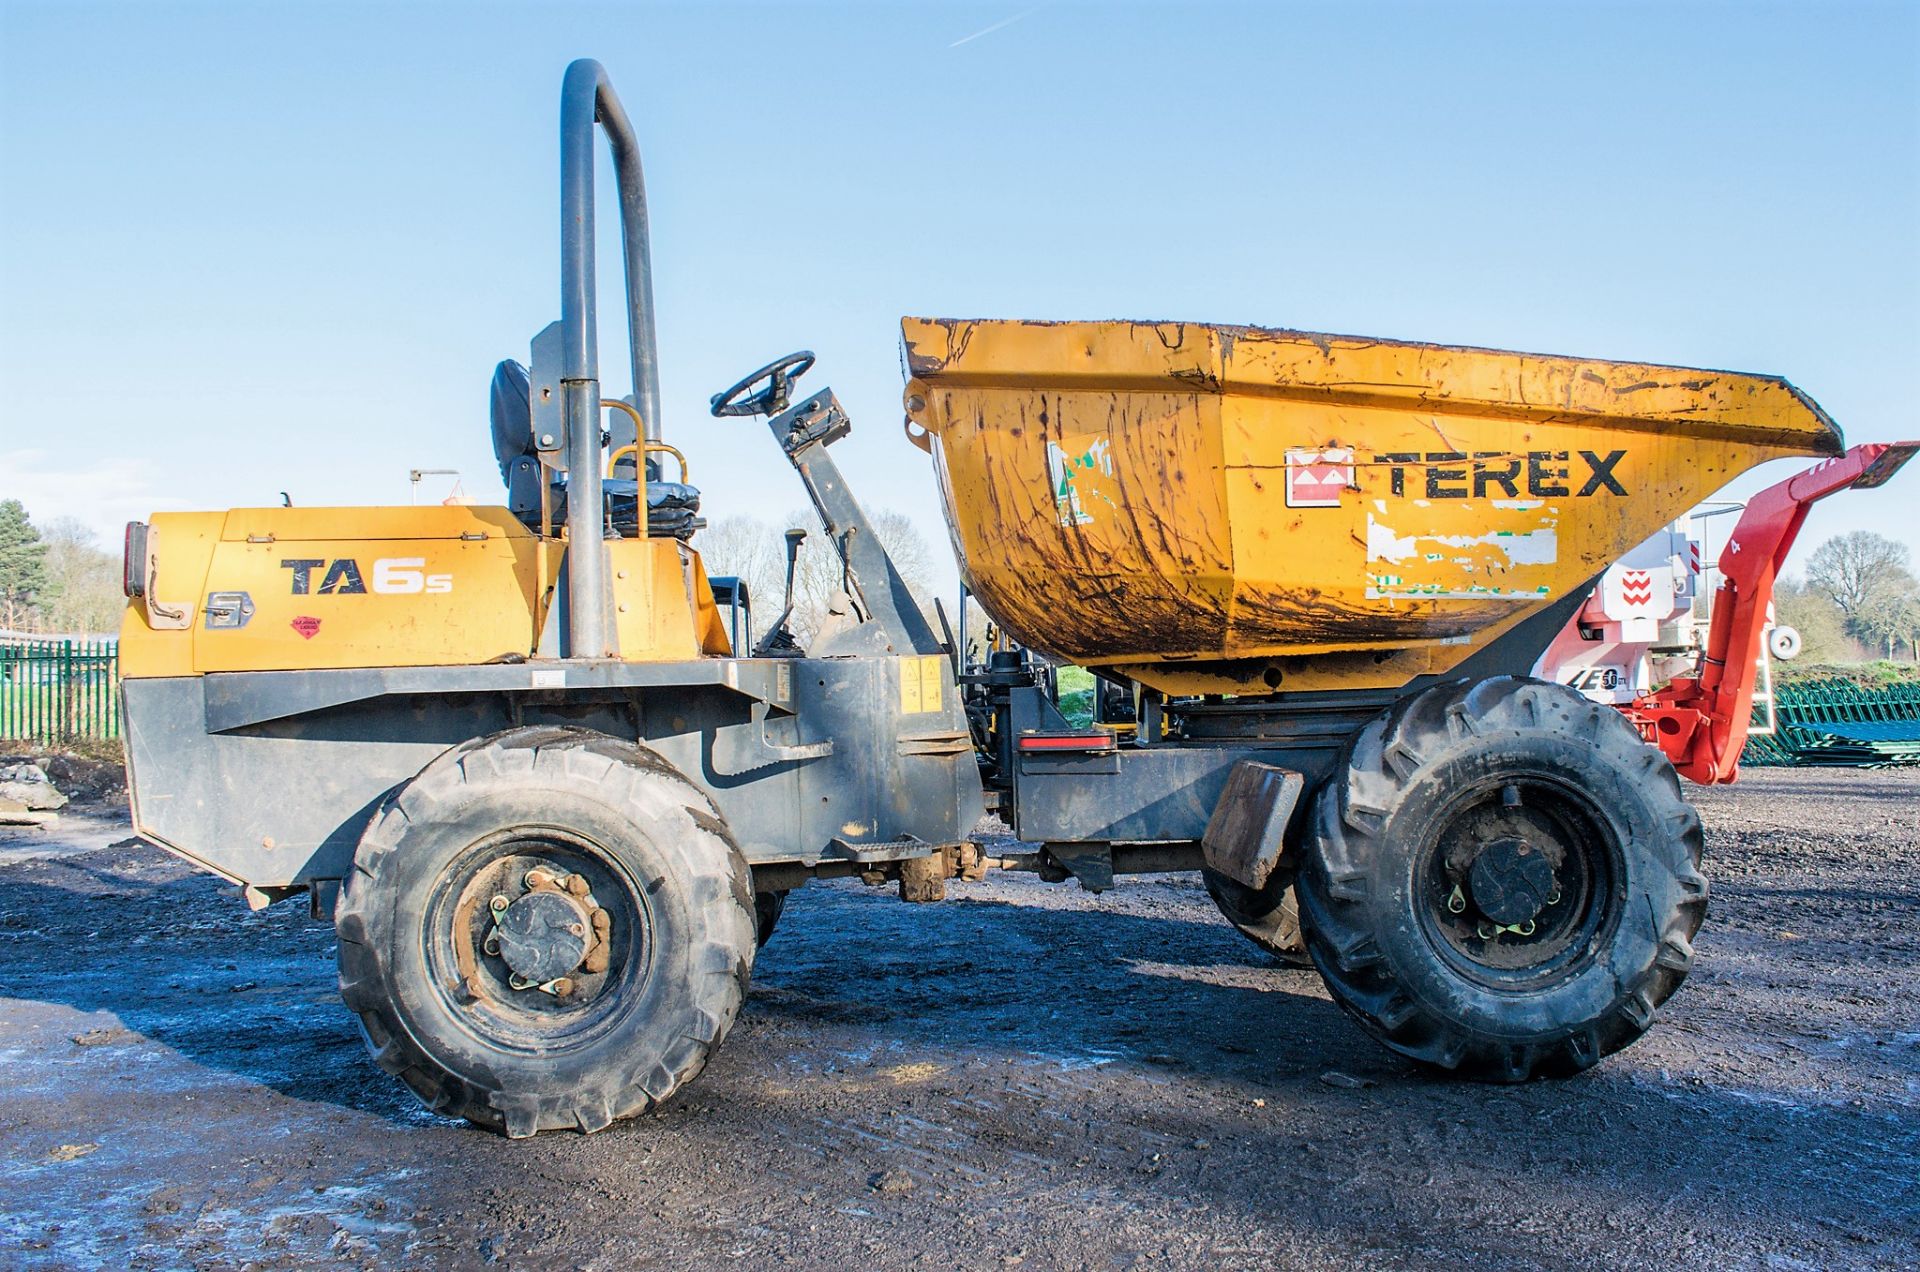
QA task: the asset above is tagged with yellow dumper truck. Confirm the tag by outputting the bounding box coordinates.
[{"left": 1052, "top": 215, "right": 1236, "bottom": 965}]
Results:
[{"left": 115, "top": 60, "right": 1908, "bottom": 1135}]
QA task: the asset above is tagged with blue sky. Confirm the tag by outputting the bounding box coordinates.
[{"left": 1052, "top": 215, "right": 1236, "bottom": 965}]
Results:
[{"left": 2, "top": 0, "right": 1916, "bottom": 597}]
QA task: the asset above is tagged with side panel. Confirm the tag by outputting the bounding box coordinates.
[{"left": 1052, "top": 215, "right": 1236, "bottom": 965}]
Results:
[
  {"left": 606, "top": 537, "right": 727, "bottom": 660},
  {"left": 645, "top": 657, "right": 980, "bottom": 863},
  {"left": 1012, "top": 744, "right": 1340, "bottom": 845},
  {"left": 124, "top": 676, "right": 503, "bottom": 886},
  {"left": 123, "top": 655, "right": 983, "bottom": 889}
]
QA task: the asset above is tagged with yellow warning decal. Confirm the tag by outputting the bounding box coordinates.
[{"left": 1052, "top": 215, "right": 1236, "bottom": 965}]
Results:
[{"left": 900, "top": 655, "right": 946, "bottom": 714}]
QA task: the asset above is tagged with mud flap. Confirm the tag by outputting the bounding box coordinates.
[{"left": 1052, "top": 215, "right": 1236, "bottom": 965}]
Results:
[{"left": 1201, "top": 761, "right": 1304, "bottom": 890}]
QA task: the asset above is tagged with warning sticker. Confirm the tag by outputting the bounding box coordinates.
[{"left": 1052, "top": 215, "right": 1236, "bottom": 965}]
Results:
[
  {"left": 899, "top": 655, "right": 946, "bottom": 715},
  {"left": 1285, "top": 448, "right": 1355, "bottom": 508}
]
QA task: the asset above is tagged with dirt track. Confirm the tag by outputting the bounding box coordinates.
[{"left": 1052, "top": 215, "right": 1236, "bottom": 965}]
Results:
[{"left": 2, "top": 768, "right": 1917, "bottom": 1270}]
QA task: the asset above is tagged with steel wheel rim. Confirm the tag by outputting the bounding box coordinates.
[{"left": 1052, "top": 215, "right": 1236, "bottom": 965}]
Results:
[
  {"left": 421, "top": 826, "right": 655, "bottom": 1053},
  {"left": 1412, "top": 773, "right": 1623, "bottom": 991}
]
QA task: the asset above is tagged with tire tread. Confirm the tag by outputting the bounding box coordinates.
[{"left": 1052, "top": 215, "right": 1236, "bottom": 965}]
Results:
[
  {"left": 333, "top": 726, "right": 755, "bottom": 1137},
  {"left": 1298, "top": 675, "right": 1707, "bottom": 1082}
]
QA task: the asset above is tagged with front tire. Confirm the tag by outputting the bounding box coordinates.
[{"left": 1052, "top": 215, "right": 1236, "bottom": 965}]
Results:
[
  {"left": 335, "top": 726, "right": 757, "bottom": 1137},
  {"left": 1297, "top": 677, "right": 1707, "bottom": 1081}
]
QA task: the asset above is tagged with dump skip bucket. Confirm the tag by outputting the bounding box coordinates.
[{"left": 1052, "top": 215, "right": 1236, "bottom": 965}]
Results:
[{"left": 902, "top": 318, "right": 1842, "bottom": 695}]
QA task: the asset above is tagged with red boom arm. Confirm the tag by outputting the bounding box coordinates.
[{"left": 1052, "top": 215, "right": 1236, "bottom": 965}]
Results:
[{"left": 1630, "top": 441, "right": 1918, "bottom": 784}]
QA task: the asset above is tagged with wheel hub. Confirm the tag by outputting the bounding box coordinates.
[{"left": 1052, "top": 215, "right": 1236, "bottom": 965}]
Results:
[
  {"left": 494, "top": 888, "right": 592, "bottom": 984},
  {"left": 1468, "top": 836, "right": 1556, "bottom": 927}
]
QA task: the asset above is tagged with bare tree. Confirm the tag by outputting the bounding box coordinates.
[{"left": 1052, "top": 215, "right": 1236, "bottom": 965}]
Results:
[
  {"left": 692, "top": 515, "right": 791, "bottom": 649},
  {"left": 696, "top": 509, "right": 936, "bottom": 647},
  {"left": 1771, "top": 576, "right": 1859, "bottom": 664},
  {"left": 867, "top": 509, "right": 935, "bottom": 597},
  {"left": 780, "top": 506, "right": 937, "bottom": 643},
  {"left": 1859, "top": 581, "right": 1920, "bottom": 661},
  {"left": 38, "top": 519, "right": 124, "bottom": 636},
  {"left": 1806, "top": 531, "right": 1912, "bottom": 624}
]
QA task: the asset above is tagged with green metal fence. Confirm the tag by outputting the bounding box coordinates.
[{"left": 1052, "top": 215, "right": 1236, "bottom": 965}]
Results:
[
  {"left": 0, "top": 637, "right": 121, "bottom": 744},
  {"left": 1742, "top": 677, "right": 1920, "bottom": 768}
]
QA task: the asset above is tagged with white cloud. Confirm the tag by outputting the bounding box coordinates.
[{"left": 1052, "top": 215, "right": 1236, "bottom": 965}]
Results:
[{"left": 5, "top": 450, "right": 191, "bottom": 546}]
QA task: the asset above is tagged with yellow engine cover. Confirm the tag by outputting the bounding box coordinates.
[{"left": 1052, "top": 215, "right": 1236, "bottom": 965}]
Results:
[
  {"left": 901, "top": 317, "right": 1842, "bottom": 695},
  {"left": 121, "top": 505, "right": 729, "bottom": 677}
]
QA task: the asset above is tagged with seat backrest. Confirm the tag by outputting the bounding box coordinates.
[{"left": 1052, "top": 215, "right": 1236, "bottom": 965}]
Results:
[{"left": 489, "top": 360, "right": 535, "bottom": 483}]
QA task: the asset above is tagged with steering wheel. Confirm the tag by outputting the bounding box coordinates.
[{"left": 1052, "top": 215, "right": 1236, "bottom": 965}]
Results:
[{"left": 710, "top": 351, "right": 816, "bottom": 418}]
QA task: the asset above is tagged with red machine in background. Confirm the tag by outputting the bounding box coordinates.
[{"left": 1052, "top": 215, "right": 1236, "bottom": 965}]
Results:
[{"left": 1535, "top": 441, "right": 1917, "bottom": 784}]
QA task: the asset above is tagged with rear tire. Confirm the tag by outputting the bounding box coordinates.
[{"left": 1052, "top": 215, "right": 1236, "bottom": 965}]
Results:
[
  {"left": 1203, "top": 869, "right": 1311, "bottom": 967},
  {"left": 335, "top": 726, "right": 757, "bottom": 1137},
  {"left": 1297, "top": 677, "right": 1707, "bottom": 1081}
]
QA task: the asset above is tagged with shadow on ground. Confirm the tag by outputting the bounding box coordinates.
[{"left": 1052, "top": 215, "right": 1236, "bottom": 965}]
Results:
[{"left": 2, "top": 800, "right": 1916, "bottom": 1269}]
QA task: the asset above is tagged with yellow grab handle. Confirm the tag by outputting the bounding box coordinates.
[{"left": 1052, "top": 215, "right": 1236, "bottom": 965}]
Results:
[{"left": 606, "top": 440, "right": 690, "bottom": 483}]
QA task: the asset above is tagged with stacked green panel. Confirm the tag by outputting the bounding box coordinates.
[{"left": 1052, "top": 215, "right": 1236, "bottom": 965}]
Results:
[{"left": 1742, "top": 678, "right": 1920, "bottom": 768}]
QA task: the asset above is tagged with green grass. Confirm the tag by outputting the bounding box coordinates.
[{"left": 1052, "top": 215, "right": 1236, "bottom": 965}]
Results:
[
  {"left": 1775, "top": 660, "right": 1920, "bottom": 688},
  {"left": 0, "top": 684, "right": 122, "bottom": 744},
  {"left": 1055, "top": 665, "right": 1096, "bottom": 728}
]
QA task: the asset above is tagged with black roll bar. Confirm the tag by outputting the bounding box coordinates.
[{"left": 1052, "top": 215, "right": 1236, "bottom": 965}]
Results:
[{"left": 558, "top": 57, "right": 663, "bottom": 657}]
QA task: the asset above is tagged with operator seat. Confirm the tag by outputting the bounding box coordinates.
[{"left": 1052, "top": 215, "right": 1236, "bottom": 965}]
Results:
[{"left": 488, "top": 360, "right": 701, "bottom": 539}]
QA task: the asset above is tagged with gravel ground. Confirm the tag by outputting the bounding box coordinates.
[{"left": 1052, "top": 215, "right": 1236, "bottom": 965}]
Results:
[{"left": 1, "top": 768, "right": 1916, "bottom": 1271}]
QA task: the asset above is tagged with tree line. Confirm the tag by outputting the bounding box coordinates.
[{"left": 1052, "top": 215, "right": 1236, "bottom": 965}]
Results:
[
  {"left": 0, "top": 500, "right": 123, "bottom": 636},
  {"left": 1776, "top": 531, "right": 1920, "bottom": 663}
]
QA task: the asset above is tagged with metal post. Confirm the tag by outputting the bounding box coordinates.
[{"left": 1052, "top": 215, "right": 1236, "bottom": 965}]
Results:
[
  {"left": 958, "top": 583, "right": 969, "bottom": 671},
  {"left": 60, "top": 640, "right": 74, "bottom": 743},
  {"left": 558, "top": 57, "right": 662, "bottom": 658}
]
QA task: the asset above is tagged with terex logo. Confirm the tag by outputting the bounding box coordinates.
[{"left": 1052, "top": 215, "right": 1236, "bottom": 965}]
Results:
[
  {"left": 1372, "top": 450, "right": 1627, "bottom": 499},
  {"left": 281, "top": 558, "right": 453, "bottom": 595}
]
